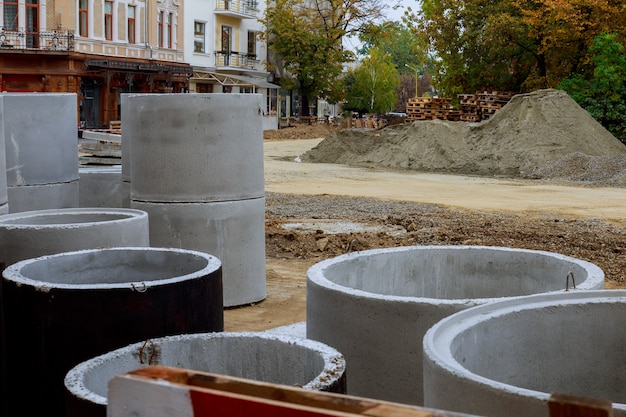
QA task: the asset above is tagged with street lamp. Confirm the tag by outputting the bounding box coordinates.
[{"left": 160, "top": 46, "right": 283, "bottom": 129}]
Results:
[{"left": 405, "top": 63, "right": 419, "bottom": 98}]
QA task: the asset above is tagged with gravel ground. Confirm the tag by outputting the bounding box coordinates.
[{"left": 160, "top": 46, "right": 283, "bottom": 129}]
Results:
[{"left": 265, "top": 192, "right": 626, "bottom": 287}]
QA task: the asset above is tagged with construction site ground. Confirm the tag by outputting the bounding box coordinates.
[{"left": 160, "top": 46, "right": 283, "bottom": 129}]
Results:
[{"left": 224, "top": 125, "right": 626, "bottom": 332}]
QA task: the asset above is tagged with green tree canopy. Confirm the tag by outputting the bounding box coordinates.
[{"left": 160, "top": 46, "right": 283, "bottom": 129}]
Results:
[
  {"left": 261, "top": 0, "right": 385, "bottom": 115},
  {"left": 357, "top": 21, "right": 428, "bottom": 75},
  {"left": 343, "top": 47, "right": 400, "bottom": 114},
  {"left": 559, "top": 33, "right": 626, "bottom": 143}
]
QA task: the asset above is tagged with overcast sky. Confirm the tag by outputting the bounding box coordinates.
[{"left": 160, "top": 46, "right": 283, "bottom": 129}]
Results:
[{"left": 344, "top": 1, "right": 414, "bottom": 53}]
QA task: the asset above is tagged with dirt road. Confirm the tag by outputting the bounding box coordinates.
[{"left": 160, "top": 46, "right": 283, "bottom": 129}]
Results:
[
  {"left": 224, "top": 138, "right": 626, "bottom": 332},
  {"left": 264, "top": 138, "right": 626, "bottom": 226}
]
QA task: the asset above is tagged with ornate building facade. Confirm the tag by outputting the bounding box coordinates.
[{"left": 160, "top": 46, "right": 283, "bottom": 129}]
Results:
[{"left": 0, "top": 0, "right": 278, "bottom": 129}]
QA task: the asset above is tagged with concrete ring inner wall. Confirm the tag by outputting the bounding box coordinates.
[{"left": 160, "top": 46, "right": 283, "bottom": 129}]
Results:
[
  {"left": 64, "top": 332, "right": 347, "bottom": 417},
  {"left": 423, "top": 290, "right": 626, "bottom": 417},
  {"left": 0, "top": 208, "right": 149, "bottom": 266},
  {"left": 306, "top": 245, "right": 604, "bottom": 405},
  {"left": 4, "top": 246, "right": 218, "bottom": 287}
]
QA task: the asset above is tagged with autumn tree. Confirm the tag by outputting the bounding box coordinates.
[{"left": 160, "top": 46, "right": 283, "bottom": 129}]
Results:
[
  {"left": 261, "top": 0, "right": 385, "bottom": 116},
  {"left": 343, "top": 47, "right": 400, "bottom": 114},
  {"left": 409, "top": 0, "right": 626, "bottom": 96}
]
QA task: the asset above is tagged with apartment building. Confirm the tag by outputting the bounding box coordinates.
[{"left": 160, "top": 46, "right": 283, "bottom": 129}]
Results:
[
  {"left": 185, "top": 0, "right": 278, "bottom": 129},
  {"left": 0, "top": 0, "right": 278, "bottom": 129}
]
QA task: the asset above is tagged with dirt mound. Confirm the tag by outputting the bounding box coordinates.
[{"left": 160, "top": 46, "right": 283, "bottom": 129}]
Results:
[
  {"left": 264, "top": 124, "right": 336, "bottom": 141},
  {"left": 302, "top": 89, "right": 626, "bottom": 180}
]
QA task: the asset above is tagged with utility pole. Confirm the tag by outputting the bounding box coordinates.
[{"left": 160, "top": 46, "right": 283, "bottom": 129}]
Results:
[{"left": 405, "top": 63, "right": 419, "bottom": 98}]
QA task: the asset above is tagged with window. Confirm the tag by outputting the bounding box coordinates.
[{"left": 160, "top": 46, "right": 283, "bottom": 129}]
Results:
[
  {"left": 167, "top": 12, "right": 172, "bottom": 48},
  {"left": 104, "top": 0, "right": 113, "bottom": 40},
  {"left": 3, "top": 0, "right": 18, "bottom": 31},
  {"left": 221, "top": 25, "right": 231, "bottom": 65},
  {"left": 157, "top": 10, "right": 164, "bottom": 47},
  {"left": 221, "top": 25, "right": 231, "bottom": 52},
  {"left": 127, "top": 5, "right": 135, "bottom": 43},
  {"left": 193, "top": 21, "right": 204, "bottom": 53},
  {"left": 196, "top": 83, "right": 213, "bottom": 93},
  {"left": 267, "top": 88, "right": 277, "bottom": 115},
  {"left": 25, "top": 0, "right": 38, "bottom": 47},
  {"left": 247, "top": 31, "right": 256, "bottom": 57},
  {"left": 79, "top": 0, "right": 88, "bottom": 37}
]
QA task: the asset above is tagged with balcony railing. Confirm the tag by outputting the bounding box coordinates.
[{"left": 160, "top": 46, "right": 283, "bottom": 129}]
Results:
[
  {"left": 0, "top": 27, "right": 75, "bottom": 51},
  {"left": 215, "top": 50, "right": 258, "bottom": 69},
  {"left": 215, "top": 0, "right": 258, "bottom": 17}
]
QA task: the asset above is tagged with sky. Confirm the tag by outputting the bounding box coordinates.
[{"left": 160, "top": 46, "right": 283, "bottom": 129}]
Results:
[{"left": 343, "top": 1, "right": 414, "bottom": 53}]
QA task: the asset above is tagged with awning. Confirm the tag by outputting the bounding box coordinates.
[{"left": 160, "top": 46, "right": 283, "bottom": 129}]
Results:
[{"left": 192, "top": 70, "right": 280, "bottom": 89}]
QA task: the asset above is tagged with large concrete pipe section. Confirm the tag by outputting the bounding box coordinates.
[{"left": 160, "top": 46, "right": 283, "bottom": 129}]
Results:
[
  {"left": 2, "top": 93, "right": 79, "bottom": 212},
  {"left": 0, "top": 208, "right": 149, "bottom": 268},
  {"left": 1, "top": 247, "right": 223, "bottom": 417},
  {"left": 423, "top": 290, "right": 626, "bottom": 417},
  {"left": 79, "top": 166, "right": 124, "bottom": 208},
  {"left": 64, "top": 332, "right": 347, "bottom": 417},
  {"left": 306, "top": 245, "right": 604, "bottom": 405},
  {"left": 125, "top": 93, "right": 266, "bottom": 307}
]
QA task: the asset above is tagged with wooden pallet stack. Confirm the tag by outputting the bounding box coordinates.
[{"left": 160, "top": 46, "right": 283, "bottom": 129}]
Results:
[
  {"left": 458, "top": 94, "right": 481, "bottom": 122},
  {"left": 458, "top": 92, "right": 515, "bottom": 121},
  {"left": 406, "top": 93, "right": 513, "bottom": 123},
  {"left": 475, "top": 91, "right": 514, "bottom": 120},
  {"left": 406, "top": 97, "right": 456, "bottom": 121}
]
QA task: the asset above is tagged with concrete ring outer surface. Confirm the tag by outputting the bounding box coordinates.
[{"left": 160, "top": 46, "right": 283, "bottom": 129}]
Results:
[
  {"left": 0, "top": 207, "right": 149, "bottom": 266},
  {"left": 7, "top": 180, "right": 79, "bottom": 213},
  {"left": 423, "top": 290, "right": 626, "bottom": 417},
  {"left": 2, "top": 247, "right": 223, "bottom": 417},
  {"left": 64, "top": 332, "right": 347, "bottom": 417},
  {"left": 3, "top": 93, "right": 79, "bottom": 185},
  {"left": 305, "top": 245, "right": 605, "bottom": 405},
  {"left": 125, "top": 93, "right": 264, "bottom": 202}
]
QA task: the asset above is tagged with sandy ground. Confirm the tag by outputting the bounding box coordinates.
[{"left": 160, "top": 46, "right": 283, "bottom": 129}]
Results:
[{"left": 224, "top": 137, "right": 626, "bottom": 332}]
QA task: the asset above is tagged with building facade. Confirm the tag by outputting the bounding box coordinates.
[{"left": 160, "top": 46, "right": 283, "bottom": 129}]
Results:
[
  {"left": 0, "top": 0, "right": 278, "bottom": 129},
  {"left": 184, "top": 0, "right": 278, "bottom": 129}
]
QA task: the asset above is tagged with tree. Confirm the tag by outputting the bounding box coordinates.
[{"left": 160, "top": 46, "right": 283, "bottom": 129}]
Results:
[
  {"left": 559, "top": 33, "right": 626, "bottom": 143},
  {"left": 409, "top": 0, "right": 626, "bottom": 96},
  {"left": 357, "top": 21, "right": 426, "bottom": 74},
  {"left": 343, "top": 47, "right": 400, "bottom": 114},
  {"left": 261, "top": 0, "right": 385, "bottom": 116},
  {"left": 357, "top": 21, "right": 433, "bottom": 110}
]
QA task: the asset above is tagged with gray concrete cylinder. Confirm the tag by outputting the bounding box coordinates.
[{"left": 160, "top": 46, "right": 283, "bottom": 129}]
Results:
[
  {"left": 2, "top": 93, "right": 79, "bottom": 212},
  {"left": 131, "top": 198, "right": 266, "bottom": 306},
  {"left": 79, "top": 166, "right": 124, "bottom": 208},
  {"left": 1, "top": 247, "right": 223, "bottom": 417},
  {"left": 0, "top": 208, "right": 149, "bottom": 268},
  {"left": 423, "top": 290, "right": 626, "bottom": 417},
  {"left": 124, "top": 93, "right": 266, "bottom": 307},
  {"left": 306, "top": 245, "right": 604, "bottom": 405},
  {"left": 126, "top": 93, "right": 264, "bottom": 202},
  {"left": 64, "top": 332, "right": 347, "bottom": 417}
]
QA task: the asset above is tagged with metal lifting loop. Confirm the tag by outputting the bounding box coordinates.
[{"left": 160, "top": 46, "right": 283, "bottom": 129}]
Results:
[
  {"left": 130, "top": 281, "right": 147, "bottom": 293},
  {"left": 565, "top": 271, "right": 576, "bottom": 291},
  {"left": 139, "top": 339, "right": 157, "bottom": 365}
]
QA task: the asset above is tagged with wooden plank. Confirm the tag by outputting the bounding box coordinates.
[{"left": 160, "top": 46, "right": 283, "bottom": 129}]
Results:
[
  {"left": 548, "top": 393, "right": 613, "bottom": 417},
  {"left": 109, "top": 366, "right": 471, "bottom": 417}
]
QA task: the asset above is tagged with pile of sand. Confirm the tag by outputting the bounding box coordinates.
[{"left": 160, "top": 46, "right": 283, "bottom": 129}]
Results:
[{"left": 302, "top": 89, "right": 626, "bottom": 182}]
